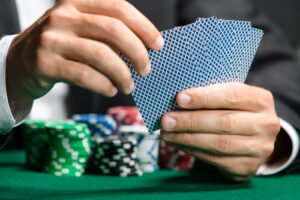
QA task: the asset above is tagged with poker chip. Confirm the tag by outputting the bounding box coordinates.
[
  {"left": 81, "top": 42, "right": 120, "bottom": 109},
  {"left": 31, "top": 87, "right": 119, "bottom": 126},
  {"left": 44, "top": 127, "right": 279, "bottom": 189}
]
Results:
[
  {"left": 139, "top": 162, "right": 159, "bottom": 172},
  {"left": 45, "top": 121, "right": 91, "bottom": 177},
  {"left": 159, "top": 140, "right": 195, "bottom": 171},
  {"left": 21, "top": 120, "right": 91, "bottom": 177},
  {"left": 108, "top": 106, "right": 145, "bottom": 126},
  {"left": 21, "top": 119, "right": 50, "bottom": 171},
  {"left": 72, "top": 114, "right": 116, "bottom": 136},
  {"left": 119, "top": 125, "right": 160, "bottom": 172},
  {"left": 91, "top": 135, "right": 143, "bottom": 177}
]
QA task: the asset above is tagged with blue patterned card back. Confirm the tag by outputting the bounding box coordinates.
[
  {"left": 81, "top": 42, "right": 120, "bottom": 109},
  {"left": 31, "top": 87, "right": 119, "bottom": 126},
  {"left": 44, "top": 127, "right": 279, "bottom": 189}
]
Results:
[{"left": 120, "top": 17, "right": 264, "bottom": 132}]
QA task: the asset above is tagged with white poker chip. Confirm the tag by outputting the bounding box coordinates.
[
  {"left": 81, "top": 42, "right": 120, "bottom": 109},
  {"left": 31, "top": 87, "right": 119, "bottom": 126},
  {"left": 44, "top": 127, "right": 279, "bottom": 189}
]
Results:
[{"left": 119, "top": 125, "right": 160, "bottom": 135}]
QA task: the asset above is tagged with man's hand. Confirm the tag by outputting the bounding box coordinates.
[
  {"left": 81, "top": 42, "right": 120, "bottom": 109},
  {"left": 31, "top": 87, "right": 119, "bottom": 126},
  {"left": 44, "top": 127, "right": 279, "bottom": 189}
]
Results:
[
  {"left": 6, "top": 0, "right": 163, "bottom": 103},
  {"left": 161, "top": 83, "right": 281, "bottom": 182}
]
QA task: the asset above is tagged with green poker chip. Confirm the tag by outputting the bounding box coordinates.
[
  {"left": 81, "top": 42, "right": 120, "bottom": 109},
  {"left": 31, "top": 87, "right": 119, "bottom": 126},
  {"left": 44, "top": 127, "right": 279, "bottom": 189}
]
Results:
[
  {"left": 21, "top": 119, "right": 91, "bottom": 177},
  {"left": 21, "top": 120, "right": 50, "bottom": 171}
]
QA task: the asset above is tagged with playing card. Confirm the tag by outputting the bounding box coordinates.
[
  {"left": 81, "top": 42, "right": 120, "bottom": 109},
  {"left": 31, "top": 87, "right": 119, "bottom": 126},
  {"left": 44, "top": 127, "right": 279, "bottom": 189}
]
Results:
[
  {"left": 122, "top": 27, "right": 201, "bottom": 131},
  {"left": 120, "top": 17, "right": 264, "bottom": 132}
]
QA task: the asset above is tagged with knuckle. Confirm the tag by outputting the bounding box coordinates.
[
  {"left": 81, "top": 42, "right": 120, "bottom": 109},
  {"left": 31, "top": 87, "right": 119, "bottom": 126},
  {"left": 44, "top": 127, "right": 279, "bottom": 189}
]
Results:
[
  {"left": 48, "top": 8, "right": 77, "bottom": 25},
  {"left": 75, "top": 68, "right": 90, "bottom": 85},
  {"left": 247, "top": 141, "right": 260, "bottom": 156},
  {"left": 228, "top": 161, "right": 257, "bottom": 178},
  {"left": 226, "top": 84, "right": 242, "bottom": 105},
  {"left": 48, "top": 10, "right": 65, "bottom": 24},
  {"left": 105, "top": 19, "right": 123, "bottom": 36},
  {"left": 94, "top": 44, "right": 110, "bottom": 61},
  {"left": 260, "top": 142, "right": 275, "bottom": 157},
  {"left": 111, "top": 0, "right": 128, "bottom": 18},
  {"left": 263, "top": 116, "right": 281, "bottom": 135},
  {"left": 262, "top": 90, "right": 274, "bottom": 105},
  {"left": 271, "top": 117, "right": 281, "bottom": 134},
  {"left": 258, "top": 89, "right": 275, "bottom": 107},
  {"left": 200, "top": 88, "right": 210, "bottom": 106},
  {"left": 187, "top": 113, "right": 199, "bottom": 131},
  {"left": 182, "top": 134, "right": 193, "bottom": 146},
  {"left": 243, "top": 162, "right": 259, "bottom": 176},
  {"left": 40, "top": 31, "right": 55, "bottom": 45},
  {"left": 214, "top": 135, "right": 231, "bottom": 154},
  {"left": 80, "top": 14, "right": 99, "bottom": 30},
  {"left": 220, "top": 112, "right": 236, "bottom": 133}
]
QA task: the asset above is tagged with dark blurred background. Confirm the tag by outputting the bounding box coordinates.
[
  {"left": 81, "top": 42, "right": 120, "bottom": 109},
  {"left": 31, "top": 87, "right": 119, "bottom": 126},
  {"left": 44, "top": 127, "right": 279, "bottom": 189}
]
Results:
[{"left": 255, "top": 0, "right": 300, "bottom": 48}]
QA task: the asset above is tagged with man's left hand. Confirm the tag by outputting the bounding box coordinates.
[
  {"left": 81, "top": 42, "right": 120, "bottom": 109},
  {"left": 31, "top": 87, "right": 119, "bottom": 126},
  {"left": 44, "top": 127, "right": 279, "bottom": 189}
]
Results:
[{"left": 161, "top": 83, "right": 281, "bottom": 182}]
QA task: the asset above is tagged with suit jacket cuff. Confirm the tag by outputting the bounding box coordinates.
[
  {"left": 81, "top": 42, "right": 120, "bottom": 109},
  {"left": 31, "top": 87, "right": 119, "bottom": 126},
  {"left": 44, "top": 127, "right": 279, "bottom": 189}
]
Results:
[
  {"left": 256, "top": 118, "right": 299, "bottom": 175},
  {"left": 0, "top": 35, "right": 32, "bottom": 135}
]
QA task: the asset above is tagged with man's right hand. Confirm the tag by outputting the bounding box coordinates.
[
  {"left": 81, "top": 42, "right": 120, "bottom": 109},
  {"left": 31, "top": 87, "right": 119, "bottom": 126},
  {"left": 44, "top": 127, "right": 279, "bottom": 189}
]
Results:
[{"left": 6, "top": 0, "right": 163, "bottom": 103}]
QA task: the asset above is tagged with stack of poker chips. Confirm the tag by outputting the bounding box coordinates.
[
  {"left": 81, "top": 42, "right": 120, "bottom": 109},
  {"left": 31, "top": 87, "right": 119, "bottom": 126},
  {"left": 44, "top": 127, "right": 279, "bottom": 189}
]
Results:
[
  {"left": 91, "top": 135, "right": 142, "bottom": 177},
  {"left": 159, "top": 140, "right": 195, "bottom": 171},
  {"left": 72, "top": 114, "right": 116, "bottom": 136},
  {"left": 119, "top": 125, "right": 160, "bottom": 172},
  {"left": 21, "top": 120, "right": 49, "bottom": 171},
  {"left": 108, "top": 106, "right": 145, "bottom": 127},
  {"left": 21, "top": 120, "right": 91, "bottom": 177},
  {"left": 45, "top": 121, "right": 91, "bottom": 177},
  {"left": 108, "top": 106, "right": 195, "bottom": 171}
]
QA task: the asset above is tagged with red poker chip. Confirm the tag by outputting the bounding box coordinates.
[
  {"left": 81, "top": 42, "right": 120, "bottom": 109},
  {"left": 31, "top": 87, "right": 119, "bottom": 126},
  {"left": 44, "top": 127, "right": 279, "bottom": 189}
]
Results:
[
  {"left": 159, "top": 140, "right": 195, "bottom": 171},
  {"left": 108, "top": 106, "right": 145, "bottom": 126}
]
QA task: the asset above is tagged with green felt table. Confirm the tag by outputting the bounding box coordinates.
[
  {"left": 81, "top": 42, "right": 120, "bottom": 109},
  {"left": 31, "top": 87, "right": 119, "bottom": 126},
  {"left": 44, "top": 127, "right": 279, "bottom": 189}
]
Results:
[{"left": 0, "top": 150, "right": 300, "bottom": 200}]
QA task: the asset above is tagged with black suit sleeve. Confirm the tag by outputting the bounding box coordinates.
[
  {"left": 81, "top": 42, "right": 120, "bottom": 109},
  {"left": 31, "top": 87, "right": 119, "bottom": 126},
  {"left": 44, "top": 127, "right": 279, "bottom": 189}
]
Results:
[{"left": 177, "top": 0, "right": 300, "bottom": 172}]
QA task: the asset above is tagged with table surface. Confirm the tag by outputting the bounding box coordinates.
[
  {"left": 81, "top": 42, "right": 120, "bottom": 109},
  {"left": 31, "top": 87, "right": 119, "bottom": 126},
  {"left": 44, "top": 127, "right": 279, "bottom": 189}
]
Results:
[{"left": 0, "top": 150, "right": 300, "bottom": 200}]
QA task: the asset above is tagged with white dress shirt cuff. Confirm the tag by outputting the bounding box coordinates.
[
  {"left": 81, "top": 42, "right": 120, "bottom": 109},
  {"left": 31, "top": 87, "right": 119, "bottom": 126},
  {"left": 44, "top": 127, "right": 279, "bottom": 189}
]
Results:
[
  {"left": 256, "top": 118, "right": 299, "bottom": 175},
  {"left": 0, "top": 35, "right": 32, "bottom": 135}
]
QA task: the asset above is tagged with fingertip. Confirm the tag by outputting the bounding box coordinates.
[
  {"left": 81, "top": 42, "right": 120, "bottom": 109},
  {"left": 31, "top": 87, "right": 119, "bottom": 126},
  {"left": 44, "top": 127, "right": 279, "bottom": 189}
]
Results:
[
  {"left": 177, "top": 92, "right": 191, "bottom": 107},
  {"left": 111, "top": 87, "right": 118, "bottom": 96},
  {"left": 123, "top": 81, "right": 135, "bottom": 95},
  {"left": 141, "top": 62, "right": 151, "bottom": 77},
  {"left": 161, "top": 114, "right": 177, "bottom": 131},
  {"left": 105, "top": 86, "right": 118, "bottom": 97},
  {"left": 152, "top": 35, "right": 164, "bottom": 51}
]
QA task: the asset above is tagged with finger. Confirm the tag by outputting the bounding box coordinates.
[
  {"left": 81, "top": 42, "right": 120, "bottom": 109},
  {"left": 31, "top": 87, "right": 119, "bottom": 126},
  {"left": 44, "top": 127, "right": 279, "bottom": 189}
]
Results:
[
  {"left": 75, "top": 14, "right": 150, "bottom": 76},
  {"left": 179, "top": 146, "right": 258, "bottom": 178},
  {"left": 55, "top": 57, "right": 118, "bottom": 97},
  {"left": 176, "top": 83, "right": 274, "bottom": 111},
  {"left": 74, "top": 0, "right": 164, "bottom": 50},
  {"left": 161, "top": 132, "right": 256, "bottom": 156},
  {"left": 46, "top": 32, "right": 134, "bottom": 94},
  {"left": 161, "top": 110, "right": 259, "bottom": 135}
]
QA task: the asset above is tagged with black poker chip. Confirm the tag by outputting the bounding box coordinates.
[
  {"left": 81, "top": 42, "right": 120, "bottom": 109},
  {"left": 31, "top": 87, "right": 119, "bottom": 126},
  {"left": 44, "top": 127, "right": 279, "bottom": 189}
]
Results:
[{"left": 90, "top": 135, "right": 143, "bottom": 177}]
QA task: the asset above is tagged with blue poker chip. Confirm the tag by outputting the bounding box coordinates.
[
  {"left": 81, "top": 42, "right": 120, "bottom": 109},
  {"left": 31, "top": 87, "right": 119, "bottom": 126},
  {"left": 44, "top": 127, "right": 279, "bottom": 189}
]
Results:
[
  {"left": 72, "top": 114, "right": 117, "bottom": 136},
  {"left": 119, "top": 125, "right": 160, "bottom": 166}
]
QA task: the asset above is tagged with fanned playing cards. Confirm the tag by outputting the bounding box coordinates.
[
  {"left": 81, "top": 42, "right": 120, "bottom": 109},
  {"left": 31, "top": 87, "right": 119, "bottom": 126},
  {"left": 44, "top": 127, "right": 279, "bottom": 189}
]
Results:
[{"left": 121, "top": 17, "right": 264, "bottom": 132}]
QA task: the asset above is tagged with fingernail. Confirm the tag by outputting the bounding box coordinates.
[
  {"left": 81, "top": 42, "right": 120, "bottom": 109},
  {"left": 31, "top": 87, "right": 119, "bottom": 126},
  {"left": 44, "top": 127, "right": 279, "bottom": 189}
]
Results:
[
  {"left": 153, "top": 35, "right": 164, "bottom": 50},
  {"left": 142, "top": 62, "right": 151, "bottom": 76},
  {"left": 163, "top": 117, "right": 176, "bottom": 131},
  {"left": 162, "top": 133, "right": 175, "bottom": 140},
  {"left": 112, "top": 87, "right": 118, "bottom": 96},
  {"left": 178, "top": 93, "right": 191, "bottom": 106},
  {"left": 127, "top": 81, "right": 135, "bottom": 94}
]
